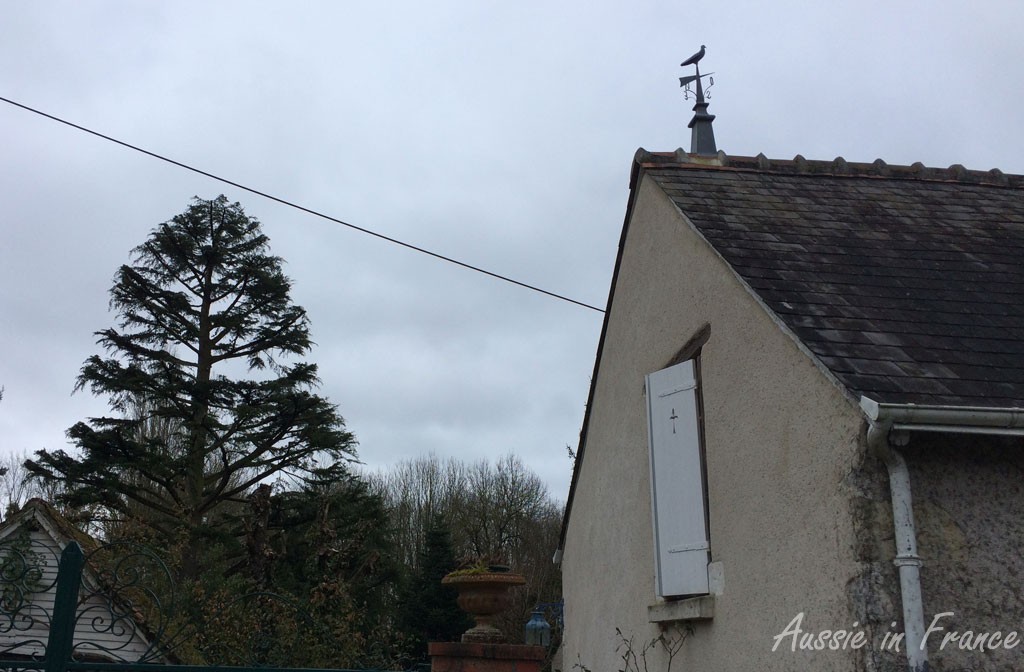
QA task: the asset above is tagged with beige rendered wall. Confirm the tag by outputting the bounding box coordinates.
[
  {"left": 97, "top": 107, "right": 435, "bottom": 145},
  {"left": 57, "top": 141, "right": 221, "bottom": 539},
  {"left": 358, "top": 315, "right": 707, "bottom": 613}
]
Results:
[
  {"left": 898, "top": 434, "right": 1024, "bottom": 671},
  {"left": 561, "top": 175, "right": 878, "bottom": 672}
]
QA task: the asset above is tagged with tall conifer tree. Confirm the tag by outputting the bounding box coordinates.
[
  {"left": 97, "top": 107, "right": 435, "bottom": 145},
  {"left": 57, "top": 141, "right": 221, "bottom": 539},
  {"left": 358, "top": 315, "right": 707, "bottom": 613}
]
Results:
[
  {"left": 27, "top": 196, "right": 355, "bottom": 547},
  {"left": 399, "top": 515, "right": 472, "bottom": 661}
]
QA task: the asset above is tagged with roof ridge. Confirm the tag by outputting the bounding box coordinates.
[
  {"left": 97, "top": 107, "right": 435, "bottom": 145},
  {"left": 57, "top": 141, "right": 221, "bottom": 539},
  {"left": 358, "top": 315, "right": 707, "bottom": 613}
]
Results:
[{"left": 633, "top": 148, "right": 1023, "bottom": 188}]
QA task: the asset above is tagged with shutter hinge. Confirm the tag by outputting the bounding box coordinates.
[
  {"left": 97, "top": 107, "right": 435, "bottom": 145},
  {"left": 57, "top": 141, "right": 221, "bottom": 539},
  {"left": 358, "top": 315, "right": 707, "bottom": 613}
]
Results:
[
  {"left": 667, "top": 541, "right": 710, "bottom": 554},
  {"left": 658, "top": 382, "right": 697, "bottom": 398}
]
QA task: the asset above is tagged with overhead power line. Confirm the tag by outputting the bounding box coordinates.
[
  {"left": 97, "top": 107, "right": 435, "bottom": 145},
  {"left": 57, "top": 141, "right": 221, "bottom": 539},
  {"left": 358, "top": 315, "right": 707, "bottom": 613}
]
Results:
[{"left": 0, "top": 95, "right": 605, "bottom": 314}]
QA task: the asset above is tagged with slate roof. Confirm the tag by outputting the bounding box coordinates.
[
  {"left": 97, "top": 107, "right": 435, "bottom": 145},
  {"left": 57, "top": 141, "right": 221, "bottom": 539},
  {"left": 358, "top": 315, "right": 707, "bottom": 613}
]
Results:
[{"left": 637, "top": 150, "right": 1024, "bottom": 408}]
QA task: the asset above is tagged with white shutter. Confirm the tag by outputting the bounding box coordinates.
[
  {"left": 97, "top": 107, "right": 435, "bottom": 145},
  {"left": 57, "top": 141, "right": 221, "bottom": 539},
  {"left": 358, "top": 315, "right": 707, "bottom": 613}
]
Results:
[{"left": 646, "top": 360, "right": 710, "bottom": 597}]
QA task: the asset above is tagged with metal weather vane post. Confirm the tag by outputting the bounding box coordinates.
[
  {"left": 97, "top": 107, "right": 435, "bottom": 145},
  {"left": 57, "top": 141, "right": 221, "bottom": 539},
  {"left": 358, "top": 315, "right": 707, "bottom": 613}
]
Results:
[{"left": 679, "top": 44, "right": 718, "bottom": 155}]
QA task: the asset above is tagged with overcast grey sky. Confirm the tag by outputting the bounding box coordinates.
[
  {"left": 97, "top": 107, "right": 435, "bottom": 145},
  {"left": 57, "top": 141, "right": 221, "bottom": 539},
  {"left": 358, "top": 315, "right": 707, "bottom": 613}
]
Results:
[{"left": 2, "top": 2, "right": 1023, "bottom": 504}]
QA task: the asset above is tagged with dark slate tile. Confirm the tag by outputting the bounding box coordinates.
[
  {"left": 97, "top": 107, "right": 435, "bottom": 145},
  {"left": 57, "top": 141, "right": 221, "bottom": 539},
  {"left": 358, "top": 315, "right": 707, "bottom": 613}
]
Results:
[{"left": 655, "top": 162, "right": 1024, "bottom": 406}]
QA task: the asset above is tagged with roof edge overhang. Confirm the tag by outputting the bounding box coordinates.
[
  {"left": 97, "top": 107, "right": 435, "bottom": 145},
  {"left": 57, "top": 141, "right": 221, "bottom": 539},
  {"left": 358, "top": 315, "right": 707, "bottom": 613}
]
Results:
[
  {"left": 861, "top": 396, "right": 1024, "bottom": 436},
  {"left": 558, "top": 148, "right": 673, "bottom": 556},
  {"left": 559, "top": 148, "right": 742, "bottom": 557}
]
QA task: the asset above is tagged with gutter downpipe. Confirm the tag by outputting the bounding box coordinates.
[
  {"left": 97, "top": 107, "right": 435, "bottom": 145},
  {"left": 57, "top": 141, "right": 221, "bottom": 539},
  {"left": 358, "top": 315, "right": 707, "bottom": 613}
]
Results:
[
  {"left": 865, "top": 419, "right": 928, "bottom": 672},
  {"left": 860, "top": 396, "right": 1024, "bottom": 672}
]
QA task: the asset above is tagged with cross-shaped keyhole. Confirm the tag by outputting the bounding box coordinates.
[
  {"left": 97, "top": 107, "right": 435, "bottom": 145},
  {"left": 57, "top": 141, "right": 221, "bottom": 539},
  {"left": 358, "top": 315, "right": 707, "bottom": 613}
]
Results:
[{"left": 670, "top": 408, "right": 678, "bottom": 434}]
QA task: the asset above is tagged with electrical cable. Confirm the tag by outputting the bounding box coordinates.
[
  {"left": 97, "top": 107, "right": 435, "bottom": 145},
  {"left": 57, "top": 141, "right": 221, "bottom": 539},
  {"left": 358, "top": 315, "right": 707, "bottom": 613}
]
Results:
[{"left": 0, "top": 95, "right": 605, "bottom": 314}]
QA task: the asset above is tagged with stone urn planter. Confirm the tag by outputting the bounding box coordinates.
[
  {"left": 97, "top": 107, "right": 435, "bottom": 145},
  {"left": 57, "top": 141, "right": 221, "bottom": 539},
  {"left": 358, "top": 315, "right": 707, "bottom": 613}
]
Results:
[{"left": 441, "top": 570, "right": 526, "bottom": 643}]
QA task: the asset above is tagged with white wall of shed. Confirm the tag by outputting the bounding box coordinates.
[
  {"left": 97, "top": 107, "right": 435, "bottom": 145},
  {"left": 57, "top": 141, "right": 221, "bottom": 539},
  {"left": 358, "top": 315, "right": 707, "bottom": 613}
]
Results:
[{"left": 0, "top": 525, "right": 157, "bottom": 661}]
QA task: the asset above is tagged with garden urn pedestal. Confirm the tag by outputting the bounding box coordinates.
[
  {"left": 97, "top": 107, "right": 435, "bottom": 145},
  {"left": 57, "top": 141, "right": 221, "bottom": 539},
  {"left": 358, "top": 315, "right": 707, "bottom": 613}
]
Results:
[{"left": 441, "top": 571, "right": 526, "bottom": 643}]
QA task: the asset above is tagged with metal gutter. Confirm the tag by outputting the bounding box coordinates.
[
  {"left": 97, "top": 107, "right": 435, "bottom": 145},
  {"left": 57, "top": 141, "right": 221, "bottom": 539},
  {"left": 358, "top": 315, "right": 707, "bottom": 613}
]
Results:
[{"left": 860, "top": 398, "right": 1024, "bottom": 434}]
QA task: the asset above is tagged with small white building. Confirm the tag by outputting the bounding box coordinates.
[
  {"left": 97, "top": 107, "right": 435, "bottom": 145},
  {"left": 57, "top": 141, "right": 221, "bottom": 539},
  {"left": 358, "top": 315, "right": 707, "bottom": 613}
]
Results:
[{"left": 0, "top": 499, "right": 164, "bottom": 663}]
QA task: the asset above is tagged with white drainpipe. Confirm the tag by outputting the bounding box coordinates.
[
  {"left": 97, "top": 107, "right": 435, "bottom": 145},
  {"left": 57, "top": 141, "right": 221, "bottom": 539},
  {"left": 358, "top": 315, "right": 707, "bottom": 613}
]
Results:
[
  {"left": 865, "top": 420, "right": 928, "bottom": 672},
  {"left": 860, "top": 396, "right": 1024, "bottom": 672}
]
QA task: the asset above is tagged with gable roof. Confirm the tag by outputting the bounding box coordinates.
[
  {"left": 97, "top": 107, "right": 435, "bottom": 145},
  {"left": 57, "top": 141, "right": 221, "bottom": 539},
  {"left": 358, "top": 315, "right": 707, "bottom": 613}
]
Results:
[
  {"left": 0, "top": 498, "right": 98, "bottom": 550},
  {"left": 639, "top": 150, "right": 1024, "bottom": 408},
  {"left": 0, "top": 500, "right": 164, "bottom": 663},
  {"left": 558, "top": 149, "right": 1024, "bottom": 552}
]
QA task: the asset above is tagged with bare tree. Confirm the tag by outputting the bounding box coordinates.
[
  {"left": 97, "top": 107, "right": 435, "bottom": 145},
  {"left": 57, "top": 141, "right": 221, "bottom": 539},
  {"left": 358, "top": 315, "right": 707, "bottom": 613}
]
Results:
[
  {"left": 0, "top": 451, "right": 72, "bottom": 520},
  {"left": 368, "top": 453, "right": 563, "bottom": 643},
  {"left": 457, "top": 454, "right": 548, "bottom": 559},
  {"left": 368, "top": 454, "right": 467, "bottom": 566}
]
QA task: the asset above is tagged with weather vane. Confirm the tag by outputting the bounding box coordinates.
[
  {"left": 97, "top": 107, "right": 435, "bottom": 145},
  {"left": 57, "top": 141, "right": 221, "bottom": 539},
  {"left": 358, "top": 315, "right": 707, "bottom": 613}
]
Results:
[
  {"left": 679, "top": 44, "right": 717, "bottom": 156},
  {"left": 679, "top": 44, "right": 714, "bottom": 101}
]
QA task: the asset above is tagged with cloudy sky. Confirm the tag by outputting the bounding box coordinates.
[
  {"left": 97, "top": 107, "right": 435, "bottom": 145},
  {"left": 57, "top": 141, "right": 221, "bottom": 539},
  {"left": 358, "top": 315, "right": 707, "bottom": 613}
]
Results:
[{"left": 2, "top": 2, "right": 1022, "bottom": 504}]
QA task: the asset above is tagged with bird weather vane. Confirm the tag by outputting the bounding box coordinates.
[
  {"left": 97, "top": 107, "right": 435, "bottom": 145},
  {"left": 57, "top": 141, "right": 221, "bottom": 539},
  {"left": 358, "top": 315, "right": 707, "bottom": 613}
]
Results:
[
  {"left": 679, "top": 44, "right": 714, "bottom": 101},
  {"left": 679, "top": 44, "right": 718, "bottom": 155}
]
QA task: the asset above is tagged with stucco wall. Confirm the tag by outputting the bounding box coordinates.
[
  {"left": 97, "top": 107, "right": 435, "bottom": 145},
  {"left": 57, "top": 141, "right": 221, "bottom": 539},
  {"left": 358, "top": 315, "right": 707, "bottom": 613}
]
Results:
[
  {"left": 561, "top": 175, "right": 877, "bottom": 671},
  {"left": 899, "top": 434, "right": 1024, "bottom": 671}
]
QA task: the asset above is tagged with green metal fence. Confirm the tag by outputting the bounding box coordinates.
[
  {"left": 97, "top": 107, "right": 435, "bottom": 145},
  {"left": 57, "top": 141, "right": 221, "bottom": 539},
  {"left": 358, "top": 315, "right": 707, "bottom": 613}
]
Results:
[{"left": 0, "top": 542, "right": 373, "bottom": 672}]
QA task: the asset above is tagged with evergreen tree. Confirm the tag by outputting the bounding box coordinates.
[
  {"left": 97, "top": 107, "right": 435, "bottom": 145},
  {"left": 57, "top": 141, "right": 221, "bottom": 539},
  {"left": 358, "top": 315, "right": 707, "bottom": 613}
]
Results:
[
  {"left": 27, "top": 196, "right": 356, "bottom": 554},
  {"left": 399, "top": 515, "right": 472, "bottom": 662},
  {"left": 268, "top": 476, "right": 406, "bottom": 667}
]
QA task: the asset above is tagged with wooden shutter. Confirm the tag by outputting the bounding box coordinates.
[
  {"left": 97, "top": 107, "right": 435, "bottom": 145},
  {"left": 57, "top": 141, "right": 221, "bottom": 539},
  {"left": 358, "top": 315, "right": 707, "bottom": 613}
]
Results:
[{"left": 645, "top": 359, "right": 710, "bottom": 597}]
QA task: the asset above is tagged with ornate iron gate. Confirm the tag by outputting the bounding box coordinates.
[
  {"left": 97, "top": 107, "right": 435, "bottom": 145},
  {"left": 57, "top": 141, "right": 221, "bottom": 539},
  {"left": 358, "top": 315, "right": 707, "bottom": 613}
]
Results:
[{"left": 0, "top": 542, "right": 372, "bottom": 672}]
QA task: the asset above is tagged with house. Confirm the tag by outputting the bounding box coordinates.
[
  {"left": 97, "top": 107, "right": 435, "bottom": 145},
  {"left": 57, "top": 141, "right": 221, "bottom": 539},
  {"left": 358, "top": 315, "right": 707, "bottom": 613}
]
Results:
[
  {"left": 0, "top": 499, "right": 164, "bottom": 663},
  {"left": 557, "top": 147, "right": 1024, "bottom": 672}
]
